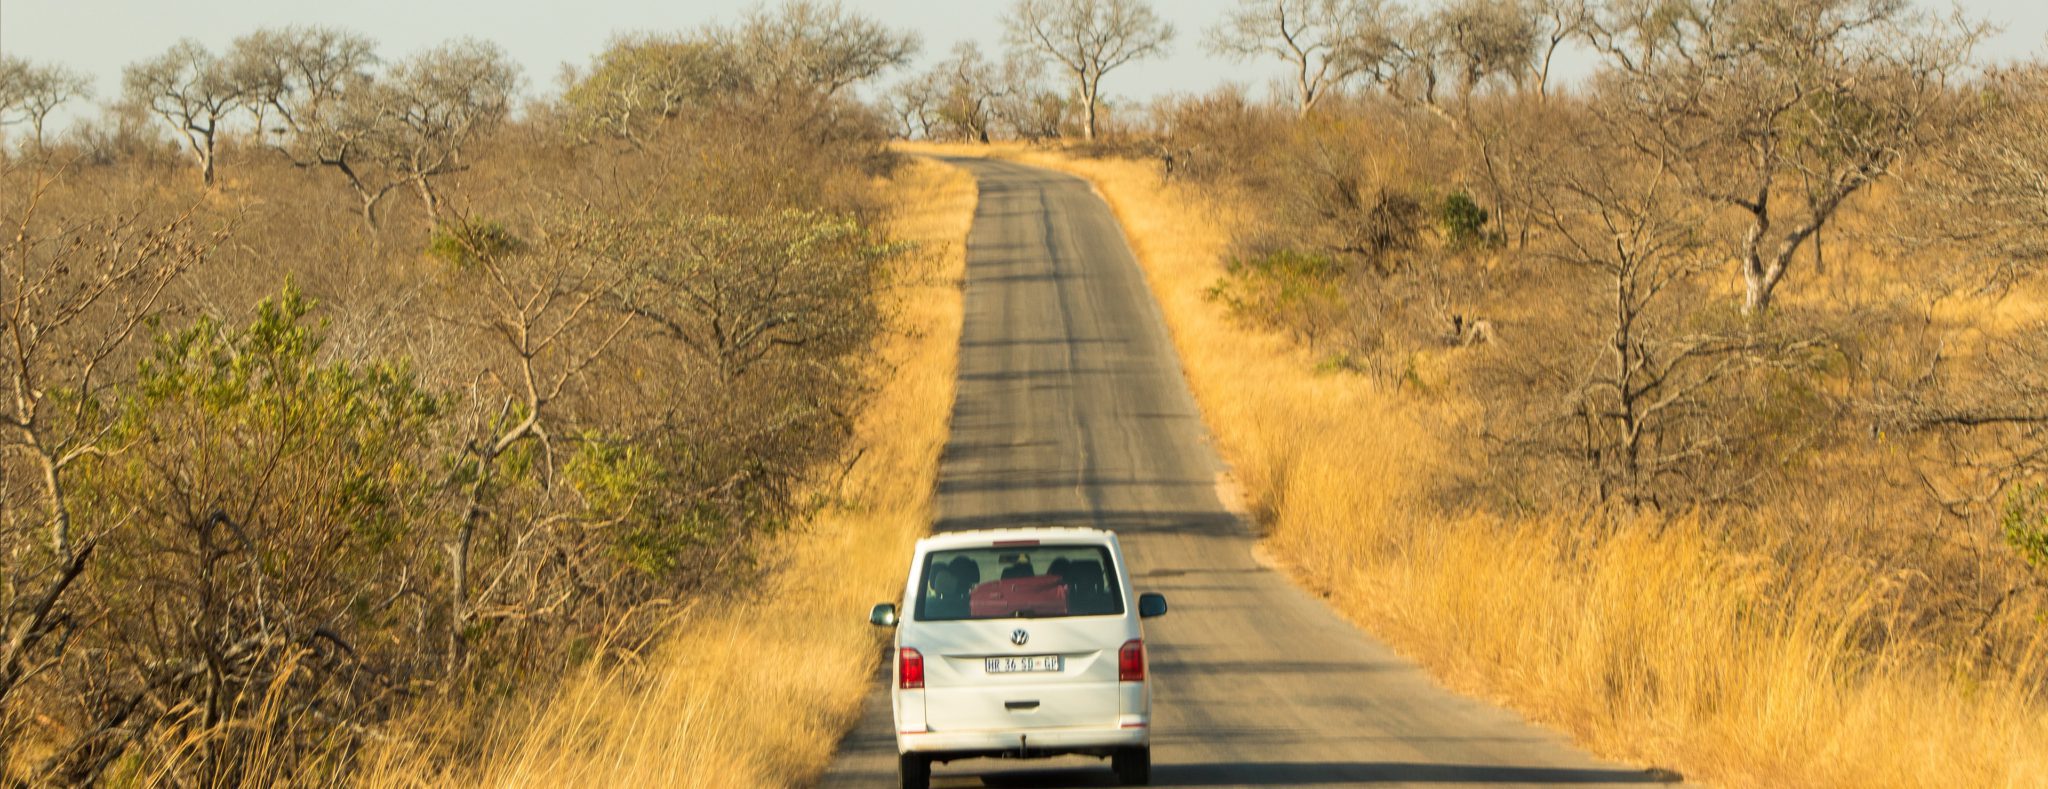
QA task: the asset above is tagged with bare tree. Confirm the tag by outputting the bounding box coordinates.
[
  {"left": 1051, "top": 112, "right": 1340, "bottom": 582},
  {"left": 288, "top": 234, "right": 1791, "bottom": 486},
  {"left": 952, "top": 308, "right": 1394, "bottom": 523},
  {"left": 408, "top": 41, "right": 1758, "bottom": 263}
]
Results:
[
  {"left": 914, "top": 43, "right": 1059, "bottom": 143},
  {"left": 1882, "top": 66, "right": 2048, "bottom": 516},
  {"left": 993, "top": 65, "right": 1071, "bottom": 142},
  {"left": 228, "top": 27, "right": 399, "bottom": 223},
  {"left": 122, "top": 41, "right": 245, "bottom": 187},
  {"left": 226, "top": 33, "right": 514, "bottom": 226},
  {"left": 0, "top": 57, "right": 93, "bottom": 154},
  {"left": 1884, "top": 321, "right": 2048, "bottom": 529},
  {"left": 1434, "top": 0, "right": 1540, "bottom": 99},
  {"left": 1530, "top": 0, "right": 1590, "bottom": 99},
  {"left": 1364, "top": 0, "right": 1530, "bottom": 115},
  {"left": 559, "top": 4, "right": 913, "bottom": 144},
  {"left": 886, "top": 70, "right": 945, "bottom": 139},
  {"left": 0, "top": 57, "right": 25, "bottom": 128},
  {"left": 1909, "top": 65, "right": 2048, "bottom": 293},
  {"left": 561, "top": 35, "right": 747, "bottom": 146},
  {"left": 367, "top": 40, "right": 521, "bottom": 224},
  {"left": 230, "top": 26, "right": 378, "bottom": 141},
  {"left": 1377, "top": 13, "right": 1451, "bottom": 109},
  {"left": 1525, "top": 159, "right": 1747, "bottom": 507},
  {"left": 1206, "top": 0, "right": 1405, "bottom": 117},
  {"left": 927, "top": 42, "right": 1015, "bottom": 143},
  {"left": 1005, "top": 0, "right": 1174, "bottom": 141},
  {"left": 738, "top": 0, "right": 919, "bottom": 100},
  {"left": 440, "top": 217, "right": 631, "bottom": 670},
  {"left": 1589, "top": 0, "right": 1981, "bottom": 315}
]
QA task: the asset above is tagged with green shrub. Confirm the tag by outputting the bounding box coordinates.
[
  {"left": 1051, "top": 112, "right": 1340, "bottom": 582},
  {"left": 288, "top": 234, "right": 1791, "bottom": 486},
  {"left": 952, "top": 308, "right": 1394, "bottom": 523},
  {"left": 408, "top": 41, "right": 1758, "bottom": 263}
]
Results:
[
  {"left": 566, "top": 436, "right": 695, "bottom": 576},
  {"left": 2004, "top": 484, "right": 2048, "bottom": 576},
  {"left": 427, "top": 218, "right": 524, "bottom": 269},
  {"left": 1438, "top": 190, "right": 1491, "bottom": 248},
  {"left": 68, "top": 286, "right": 448, "bottom": 777},
  {"left": 1207, "top": 249, "right": 1346, "bottom": 347}
]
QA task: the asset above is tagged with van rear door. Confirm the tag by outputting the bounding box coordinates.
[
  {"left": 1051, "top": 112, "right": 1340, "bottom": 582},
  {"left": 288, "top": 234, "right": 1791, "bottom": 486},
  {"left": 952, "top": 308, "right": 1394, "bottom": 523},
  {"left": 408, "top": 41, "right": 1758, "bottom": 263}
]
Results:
[
  {"left": 917, "top": 616, "right": 1129, "bottom": 731},
  {"left": 906, "top": 542, "right": 1132, "bottom": 732}
]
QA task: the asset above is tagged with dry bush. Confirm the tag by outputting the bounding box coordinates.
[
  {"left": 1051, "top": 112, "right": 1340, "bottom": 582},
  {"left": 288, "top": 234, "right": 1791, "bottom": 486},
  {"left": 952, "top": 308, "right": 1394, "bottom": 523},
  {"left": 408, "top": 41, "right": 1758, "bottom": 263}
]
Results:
[
  {"left": 0, "top": 4, "right": 925, "bottom": 784},
  {"left": 1906, "top": 65, "right": 2048, "bottom": 293},
  {"left": 1460, "top": 97, "right": 1854, "bottom": 513},
  {"left": 0, "top": 166, "right": 233, "bottom": 779},
  {"left": 1145, "top": 87, "right": 1277, "bottom": 183},
  {"left": 359, "top": 153, "right": 974, "bottom": 789}
]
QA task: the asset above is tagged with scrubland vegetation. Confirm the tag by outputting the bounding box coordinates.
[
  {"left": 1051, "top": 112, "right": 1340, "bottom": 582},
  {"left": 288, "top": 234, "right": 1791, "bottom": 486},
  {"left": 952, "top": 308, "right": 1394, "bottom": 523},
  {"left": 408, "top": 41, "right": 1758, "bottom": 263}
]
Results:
[
  {"left": 901, "top": 0, "right": 2048, "bottom": 784},
  {"left": 366, "top": 153, "right": 973, "bottom": 789},
  {"left": 10, "top": 0, "right": 2048, "bottom": 784},
  {"left": 0, "top": 3, "right": 946, "bottom": 785}
]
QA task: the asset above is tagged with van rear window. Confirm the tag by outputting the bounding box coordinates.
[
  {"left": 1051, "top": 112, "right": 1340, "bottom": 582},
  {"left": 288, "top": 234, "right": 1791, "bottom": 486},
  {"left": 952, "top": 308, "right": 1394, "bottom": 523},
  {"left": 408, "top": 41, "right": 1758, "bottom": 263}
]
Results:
[{"left": 914, "top": 544, "right": 1124, "bottom": 621}]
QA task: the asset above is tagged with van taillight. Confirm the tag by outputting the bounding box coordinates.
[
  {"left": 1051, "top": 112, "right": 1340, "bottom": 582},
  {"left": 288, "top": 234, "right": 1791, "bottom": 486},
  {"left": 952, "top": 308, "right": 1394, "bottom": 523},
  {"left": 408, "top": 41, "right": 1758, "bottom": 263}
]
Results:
[
  {"left": 1119, "top": 639, "right": 1144, "bottom": 682},
  {"left": 899, "top": 647, "right": 925, "bottom": 689}
]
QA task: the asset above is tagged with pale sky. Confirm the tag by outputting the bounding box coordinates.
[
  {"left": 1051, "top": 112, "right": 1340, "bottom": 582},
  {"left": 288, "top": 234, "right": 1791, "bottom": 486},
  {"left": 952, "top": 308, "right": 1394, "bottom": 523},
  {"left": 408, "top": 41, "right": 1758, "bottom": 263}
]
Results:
[{"left": 2, "top": 0, "right": 2044, "bottom": 131}]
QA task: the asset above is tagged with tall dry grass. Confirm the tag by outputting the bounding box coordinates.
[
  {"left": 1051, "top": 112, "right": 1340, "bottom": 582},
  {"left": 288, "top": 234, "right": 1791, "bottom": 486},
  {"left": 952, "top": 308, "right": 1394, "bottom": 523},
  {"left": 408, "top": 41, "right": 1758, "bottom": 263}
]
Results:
[
  {"left": 913, "top": 143, "right": 2048, "bottom": 787},
  {"left": 361, "top": 156, "right": 974, "bottom": 788}
]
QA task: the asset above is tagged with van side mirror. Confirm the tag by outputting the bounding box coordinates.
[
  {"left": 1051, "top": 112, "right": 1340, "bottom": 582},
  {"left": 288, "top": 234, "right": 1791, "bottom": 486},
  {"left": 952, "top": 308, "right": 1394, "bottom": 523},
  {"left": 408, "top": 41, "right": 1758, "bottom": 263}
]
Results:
[
  {"left": 1138, "top": 593, "right": 1168, "bottom": 619},
  {"left": 869, "top": 603, "right": 899, "bottom": 627}
]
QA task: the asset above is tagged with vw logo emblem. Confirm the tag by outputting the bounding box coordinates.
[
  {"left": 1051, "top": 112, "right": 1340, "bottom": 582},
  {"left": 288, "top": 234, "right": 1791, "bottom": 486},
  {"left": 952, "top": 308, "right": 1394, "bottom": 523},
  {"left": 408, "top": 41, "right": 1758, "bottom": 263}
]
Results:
[{"left": 1011, "top": 628, "right": 1029, "bottom": 646}]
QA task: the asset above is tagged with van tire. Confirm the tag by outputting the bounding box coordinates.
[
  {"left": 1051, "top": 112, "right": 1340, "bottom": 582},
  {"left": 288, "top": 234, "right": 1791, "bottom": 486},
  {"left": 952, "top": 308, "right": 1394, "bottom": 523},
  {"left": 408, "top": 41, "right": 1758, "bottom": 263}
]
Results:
[
  {"left": 899, "top": 753, "right": 930, "bottom": 789},
  {"left": 1113, "top": 746, "right": 1151, "bottom": 785}
]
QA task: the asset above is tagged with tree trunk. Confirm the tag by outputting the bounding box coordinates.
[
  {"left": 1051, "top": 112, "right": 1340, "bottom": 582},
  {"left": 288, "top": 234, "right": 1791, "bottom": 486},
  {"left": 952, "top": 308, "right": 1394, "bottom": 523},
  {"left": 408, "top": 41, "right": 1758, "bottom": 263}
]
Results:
[
  {"left": 1537, "top": 37, "right": 1564, "bottom": 101},
  {"left": 414, "top": 177, "right": 441, "bottom": 225},
  {"left": 39, "top": 453, "right": 71, "bottom": 560},
  {"left": 1739, "top": 205, "right": 1777, "bottom": 315},
  {"left": 446, "top": 514, "right": 472, "bottom": 672},
  {"left": 0, "top": 544, "right": 93, "bottom": 717},
  {"left": 1814, "top": 224, "right": 1825, "bottom": 276},
  {"left": 1297, "top": 60, "right": 1317, "bottom": 118},
  {"left": 360, "top": 193, "right": 383, "bottom": 227},
  {"left": 1082, "top": 92, "right": 1098, "bottom": 142},
  {"left": 335, "top": 162, "right": 386, "bottom": 228},
  {"left": 1743, "top": 211, "right": 1835, "bottom": 315},
  {"left": 1742, "top": 244, "right": 1792, "bottom": 315},
  {"left": 177, "top": 125, "right": 219, "bottom": 188}
]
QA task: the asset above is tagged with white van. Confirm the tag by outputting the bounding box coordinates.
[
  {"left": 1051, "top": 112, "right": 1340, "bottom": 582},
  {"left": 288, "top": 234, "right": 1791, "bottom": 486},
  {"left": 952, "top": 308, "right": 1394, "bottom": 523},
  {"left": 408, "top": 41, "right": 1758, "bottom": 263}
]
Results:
[{"left": 869, "top": 527, "right": 1169, "bottom": 788}]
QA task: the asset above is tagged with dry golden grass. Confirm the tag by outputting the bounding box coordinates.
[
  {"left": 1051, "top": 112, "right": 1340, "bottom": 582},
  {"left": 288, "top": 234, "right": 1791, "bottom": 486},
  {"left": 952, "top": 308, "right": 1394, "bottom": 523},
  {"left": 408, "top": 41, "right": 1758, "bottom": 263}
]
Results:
[
  {"left": 916, "top": 142, "right": 2048, "bottom": 788},
  {"left": 360, "top": 155, "right": 974, "bottom": 789}
]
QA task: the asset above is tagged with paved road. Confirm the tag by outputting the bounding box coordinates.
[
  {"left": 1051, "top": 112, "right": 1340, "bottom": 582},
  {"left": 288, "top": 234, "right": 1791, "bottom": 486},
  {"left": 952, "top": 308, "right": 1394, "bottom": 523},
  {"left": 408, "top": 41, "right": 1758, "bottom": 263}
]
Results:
[{"left": 815, "top": 158, "right": 1671, "bottom": 788}]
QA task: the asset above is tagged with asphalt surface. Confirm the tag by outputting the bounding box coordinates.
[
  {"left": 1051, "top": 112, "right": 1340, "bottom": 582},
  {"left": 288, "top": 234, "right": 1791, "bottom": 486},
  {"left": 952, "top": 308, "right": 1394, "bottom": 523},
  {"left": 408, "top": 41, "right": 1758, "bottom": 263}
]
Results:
[{"left": 814, "top": 158, "right": 1672, "bottom": 788}]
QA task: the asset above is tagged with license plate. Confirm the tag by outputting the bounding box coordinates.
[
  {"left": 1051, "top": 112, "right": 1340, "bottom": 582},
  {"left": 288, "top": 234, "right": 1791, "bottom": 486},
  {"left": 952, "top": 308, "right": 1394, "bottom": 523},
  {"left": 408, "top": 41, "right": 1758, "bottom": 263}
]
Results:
[{"left": 985, "top": 655, "right": 1063, "bottom": 674}]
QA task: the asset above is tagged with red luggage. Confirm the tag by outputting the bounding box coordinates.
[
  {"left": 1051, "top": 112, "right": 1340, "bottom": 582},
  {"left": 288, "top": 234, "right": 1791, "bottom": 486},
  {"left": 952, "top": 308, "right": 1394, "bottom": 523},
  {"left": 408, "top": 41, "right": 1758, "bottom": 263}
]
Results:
[{"left": 969, "top": 574, "right": 1068, "bottom": 618}]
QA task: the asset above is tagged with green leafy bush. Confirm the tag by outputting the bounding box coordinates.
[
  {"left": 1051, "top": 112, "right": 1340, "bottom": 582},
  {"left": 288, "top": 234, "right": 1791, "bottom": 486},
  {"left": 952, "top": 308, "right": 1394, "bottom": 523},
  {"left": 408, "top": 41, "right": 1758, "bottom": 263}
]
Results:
[
  {"left": 426, "top": 218, "right": 524, "bottom": 270},
  {"left": 2004, "top": 484, "right": 2048, "bottom": 575},
  {"left": 1438, "top": 190, "right": 1491, "bottom": 248},
  {"left": 70, "top": 286, "right": 448, "bottom": 779},
  {"left": 1207, "top": 249, "right": 1347, "bottom": 347}
]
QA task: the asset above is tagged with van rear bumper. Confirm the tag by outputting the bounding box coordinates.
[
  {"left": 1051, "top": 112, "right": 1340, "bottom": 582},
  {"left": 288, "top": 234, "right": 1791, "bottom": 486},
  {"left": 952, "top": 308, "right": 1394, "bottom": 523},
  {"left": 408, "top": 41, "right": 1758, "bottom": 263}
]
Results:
[{"left": 898, "top": 721, "right": 1148, "bottom": 758}]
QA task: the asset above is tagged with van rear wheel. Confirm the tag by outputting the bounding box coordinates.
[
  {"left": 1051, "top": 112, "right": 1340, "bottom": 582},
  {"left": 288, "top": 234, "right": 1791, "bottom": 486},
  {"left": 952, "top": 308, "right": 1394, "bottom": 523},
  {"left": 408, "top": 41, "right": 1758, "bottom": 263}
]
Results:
[
  {"left": 1113, "top": 746, "right": 1151, "bottom": 785},
  {"left": 899, "top": 753, "right": 930, "bottom": 789}
]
